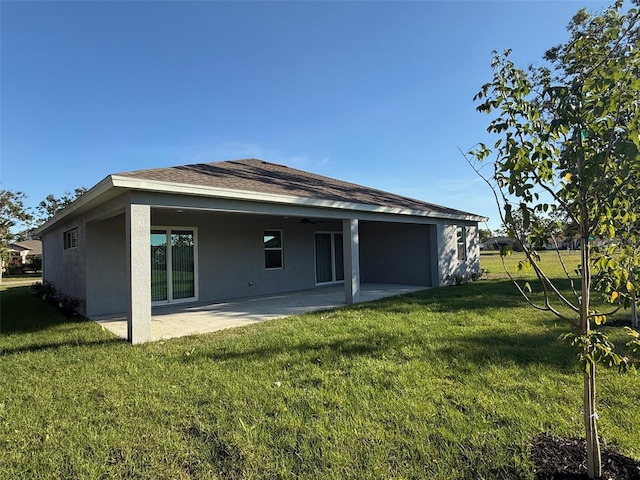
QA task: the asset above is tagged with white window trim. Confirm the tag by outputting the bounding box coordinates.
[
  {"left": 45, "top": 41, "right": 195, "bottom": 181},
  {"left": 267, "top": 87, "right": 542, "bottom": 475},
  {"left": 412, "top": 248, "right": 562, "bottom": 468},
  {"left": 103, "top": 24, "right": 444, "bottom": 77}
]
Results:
[
  {"left": 264, "top": 229, "right": 284, "bottom": 270},
  {"left": 151, "top": 226, "right": 199, "bottom": 306},
  {"left": 63, "top": 228, "right": 78, "bottom": 251},
  {"left": 456, "top": 225, "right": 467, "bottom": 262},
  {"left": 314, "top": 231, "right": 345, "bottom": 286}
]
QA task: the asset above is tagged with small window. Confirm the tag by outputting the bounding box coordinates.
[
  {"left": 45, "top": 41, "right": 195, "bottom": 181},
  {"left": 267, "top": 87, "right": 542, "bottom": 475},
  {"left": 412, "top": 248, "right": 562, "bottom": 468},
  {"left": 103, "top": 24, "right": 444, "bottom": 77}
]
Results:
[
  {"left": 64, "top": 228, "right": 78, "bottom": 250},
  {"left": 456, "top": 226, "right": 466, "bottom": 261},
  {"left": 264, "top": 230, "right": 283, "bottom": 269}
]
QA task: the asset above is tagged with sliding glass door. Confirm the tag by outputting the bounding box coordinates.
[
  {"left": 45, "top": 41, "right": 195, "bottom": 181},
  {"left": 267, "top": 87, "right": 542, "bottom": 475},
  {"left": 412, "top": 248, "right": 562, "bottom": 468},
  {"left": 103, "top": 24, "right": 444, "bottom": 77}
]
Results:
[
  {"left": 315, "top": 232, "right": 344, "bottom": 284},
  {"left": 151, "top": 228, "right": 197, "bottom": 304},
  {"left": 151, "top": 230, "right": 168, "bottom": 302}
]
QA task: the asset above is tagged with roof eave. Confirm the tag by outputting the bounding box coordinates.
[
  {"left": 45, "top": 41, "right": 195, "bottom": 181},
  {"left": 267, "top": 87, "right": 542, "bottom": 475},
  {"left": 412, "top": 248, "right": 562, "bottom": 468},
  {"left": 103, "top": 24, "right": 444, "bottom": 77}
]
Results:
[
  {"left": 111, "top": 175, "right": 486, "bottom": 222},
  {"left": 34, "top": 176, "right": 116, "bottom": 236},
  {"left": 35, "top": 175, "right": 487, "bottom": 236}
]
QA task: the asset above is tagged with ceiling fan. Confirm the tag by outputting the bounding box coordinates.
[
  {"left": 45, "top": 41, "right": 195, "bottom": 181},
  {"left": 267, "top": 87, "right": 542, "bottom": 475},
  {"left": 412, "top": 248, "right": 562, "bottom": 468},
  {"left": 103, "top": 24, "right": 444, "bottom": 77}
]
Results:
[{"left": 299, "top": 218, "right": 323, "bottom": 225}]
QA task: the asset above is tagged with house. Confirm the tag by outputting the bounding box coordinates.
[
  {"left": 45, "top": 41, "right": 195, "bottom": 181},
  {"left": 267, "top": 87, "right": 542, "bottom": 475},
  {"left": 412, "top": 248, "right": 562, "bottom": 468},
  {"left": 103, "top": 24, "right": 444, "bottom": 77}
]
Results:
[
  {"left": 480, "top": 236, "right": 520, "bottom": 252},
  {"left": 3, "top": 239, "right": 43, "bottom": 273},
  {"left": 35, "top": 159, "right": 487, "bottom": 343}
]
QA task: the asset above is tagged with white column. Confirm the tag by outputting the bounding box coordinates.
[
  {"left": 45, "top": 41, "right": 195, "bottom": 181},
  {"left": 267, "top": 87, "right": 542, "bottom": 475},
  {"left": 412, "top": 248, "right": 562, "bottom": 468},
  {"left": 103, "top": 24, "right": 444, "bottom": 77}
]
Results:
[
  {"left": 126, "top": 203, "right": 151, "bottom": 344},
  {"left": 342, "top": 218, "right": 361, "bottom": 304}
]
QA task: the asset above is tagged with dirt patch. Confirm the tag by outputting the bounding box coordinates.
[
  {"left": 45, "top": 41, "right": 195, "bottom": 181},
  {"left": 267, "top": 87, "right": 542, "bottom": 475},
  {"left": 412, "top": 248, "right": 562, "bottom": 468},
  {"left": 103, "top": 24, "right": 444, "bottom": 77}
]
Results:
[{"left": 531, "top": 433, "right": 640, "bottom": 479}]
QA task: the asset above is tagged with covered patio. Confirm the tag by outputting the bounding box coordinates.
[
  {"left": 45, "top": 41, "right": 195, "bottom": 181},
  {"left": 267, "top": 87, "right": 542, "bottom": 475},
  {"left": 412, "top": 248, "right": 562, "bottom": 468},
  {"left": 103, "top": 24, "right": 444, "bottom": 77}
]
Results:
[{"left": 93, "top": 283, "right": 427, "bottom": 342}]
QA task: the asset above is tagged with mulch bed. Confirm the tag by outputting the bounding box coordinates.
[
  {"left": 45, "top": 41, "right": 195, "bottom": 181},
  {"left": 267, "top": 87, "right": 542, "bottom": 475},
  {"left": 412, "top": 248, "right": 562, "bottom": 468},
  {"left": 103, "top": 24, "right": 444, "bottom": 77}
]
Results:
[{"left": 531, "top": 433, "right": 640, "bottom": 479}]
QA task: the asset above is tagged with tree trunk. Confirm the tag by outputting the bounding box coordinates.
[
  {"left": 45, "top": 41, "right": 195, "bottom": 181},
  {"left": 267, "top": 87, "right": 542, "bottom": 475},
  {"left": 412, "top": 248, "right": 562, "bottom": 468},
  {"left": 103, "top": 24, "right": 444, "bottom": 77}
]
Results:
[
  {"left": 632, "top": 294, "right": 638, "bottom": 329},
  {"left": 581, "top": 234, "right": 601, "bottom": 479},
  {"left": 584, "top": 365, "right": 601, "bottom": 478}
]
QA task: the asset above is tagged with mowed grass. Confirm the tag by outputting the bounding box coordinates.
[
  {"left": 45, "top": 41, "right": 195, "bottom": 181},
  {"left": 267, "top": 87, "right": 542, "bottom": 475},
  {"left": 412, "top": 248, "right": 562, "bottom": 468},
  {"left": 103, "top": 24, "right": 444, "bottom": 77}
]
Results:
[
  {"left": 480, "top": 249, "right": 583, "bottom": 280},
  {"left": 1, "top": 270, "right": 639, "bottom": 479}
]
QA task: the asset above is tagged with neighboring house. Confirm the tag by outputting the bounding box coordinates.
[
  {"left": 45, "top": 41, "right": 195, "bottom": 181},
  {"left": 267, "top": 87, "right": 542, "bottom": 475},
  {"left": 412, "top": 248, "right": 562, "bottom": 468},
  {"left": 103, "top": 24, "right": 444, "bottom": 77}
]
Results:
[
  {"left": 543, "top": 237, "right": 581, "bottom": 250},
  {"left": 5, "top": 240, "right": 43, "bottom": 270},
  {"left": 481, "top": 236, "right": 514, "bottom": 251},
  {"left": 35, "top": 159, "right": 487, "bottom": 343}
]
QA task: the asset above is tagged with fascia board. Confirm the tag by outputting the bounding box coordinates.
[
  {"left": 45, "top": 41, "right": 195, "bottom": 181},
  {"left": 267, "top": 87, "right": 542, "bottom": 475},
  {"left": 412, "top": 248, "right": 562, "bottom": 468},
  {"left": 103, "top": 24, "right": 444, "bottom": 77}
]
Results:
[
  {"left": 111, "top": 175, "right": 487, "bottom": 222},
  {"left": 34, "top": 176, "right": 116, "bottom": 236}
]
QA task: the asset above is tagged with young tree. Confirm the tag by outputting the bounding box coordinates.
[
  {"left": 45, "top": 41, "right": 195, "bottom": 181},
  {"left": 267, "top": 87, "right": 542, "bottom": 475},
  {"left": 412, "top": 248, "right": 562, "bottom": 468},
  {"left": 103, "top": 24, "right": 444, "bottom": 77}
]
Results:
[
  {"left": 593, "top": 197, "right": 640, "bottom": 328},
  {"left": 470, "top": 2, "right": 639, "bottom": 478}
]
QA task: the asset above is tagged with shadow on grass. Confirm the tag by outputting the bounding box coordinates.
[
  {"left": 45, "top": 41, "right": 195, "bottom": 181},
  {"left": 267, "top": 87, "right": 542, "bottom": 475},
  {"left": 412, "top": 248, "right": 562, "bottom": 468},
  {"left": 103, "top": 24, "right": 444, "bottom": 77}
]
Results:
[
  {"left": 1, "top": 284, "right": 126, "bottom": 353},
  {"left": 196, "top": 329, "right": 576, "bottom": 371},
  {"left": 194, "top": 280, "right": 578, "bottom": 371},
  {"left": 373, "top": 278, "right": 582, "bottom": 315},
  {"left": 0, "top": 337, "right": 125, "bottom": 356},
  {"left": 1, "top": 284, "right": 83, "bottom": 334}
]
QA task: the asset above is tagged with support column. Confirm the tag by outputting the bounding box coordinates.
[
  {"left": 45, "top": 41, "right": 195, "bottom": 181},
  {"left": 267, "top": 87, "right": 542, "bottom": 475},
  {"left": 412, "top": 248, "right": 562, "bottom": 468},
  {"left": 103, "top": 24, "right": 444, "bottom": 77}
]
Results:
[
  {"left": 343, "top": 218, "right": 361, "bottom": 304},
  {"left": 126, "top": 203, "right": 151, "bottom": 344}
]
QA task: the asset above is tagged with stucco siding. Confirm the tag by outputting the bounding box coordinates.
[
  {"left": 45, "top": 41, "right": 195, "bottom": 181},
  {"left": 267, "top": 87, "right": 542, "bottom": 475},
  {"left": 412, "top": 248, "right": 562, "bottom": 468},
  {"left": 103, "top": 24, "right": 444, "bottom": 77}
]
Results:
[
  {"left": 41, "top": 193, "right": 483, "bottom": 320},
  {"left": 359, "top": 221, "right": 432, "bottom": 286},
  {"left": 151, "top": 209, "right": 342, "bottom": 303},
  {"left": 41, "top": 221, "right": 86, "bottom": 311},
  {"left": 85, "top": 214, "right": 127, "bottom": 316},
  {"left": 436, "top": 223, "right": 481, "bottom": 286}
]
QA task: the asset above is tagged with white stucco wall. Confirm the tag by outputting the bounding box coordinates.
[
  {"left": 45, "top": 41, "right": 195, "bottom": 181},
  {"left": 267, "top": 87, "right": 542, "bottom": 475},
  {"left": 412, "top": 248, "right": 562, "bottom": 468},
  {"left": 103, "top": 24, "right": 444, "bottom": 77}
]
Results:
[{"left": 435, "top": 223, "right": 480, "bottom": 286}]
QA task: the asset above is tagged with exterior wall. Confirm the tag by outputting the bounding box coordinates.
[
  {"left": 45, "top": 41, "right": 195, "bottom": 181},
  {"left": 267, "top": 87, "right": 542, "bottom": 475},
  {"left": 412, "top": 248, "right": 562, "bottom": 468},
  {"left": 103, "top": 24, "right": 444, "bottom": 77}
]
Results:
[
  {"left": 85, "top": 214, "right": 127, "bottom": 316},
  {"left": 435, "top": 223, "right": 480, "bottom": 286},
  {"left": 41, "top": 187, "right": 483, "bottom": 318},
  {"left": 41, "top": 194, "right": 129, "bottom": 317},
  {"left": 359, "top": 221, "right": 432, "bottom": 286},
  {"left": 465, "top": 224, "right": 481, "bottom": 276},
  {"left": 41, "top": 219, "right": 87, "bottom": 312},
  {"left": 152, "top": 209, "right": 342, "bottom": 303}
]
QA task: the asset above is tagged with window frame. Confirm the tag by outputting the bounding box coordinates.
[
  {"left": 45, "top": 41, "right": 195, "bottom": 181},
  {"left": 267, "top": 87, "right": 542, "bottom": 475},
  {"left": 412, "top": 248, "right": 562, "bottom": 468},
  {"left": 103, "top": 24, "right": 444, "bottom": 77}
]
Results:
[
  {"left": 314, "top": 231, "right": 344, "bottom": 285},
  {"left": 150, "top": 226, "right": 199, "bottom": 305},
  {"left": 456, "top": 225, "right": 467, "bottom": 261},
  {"left": 263, "top": 229, "right": 284, "bottom": 270},
  {"left": 63, "top": 228, "right": 78, "bottom": 251}
]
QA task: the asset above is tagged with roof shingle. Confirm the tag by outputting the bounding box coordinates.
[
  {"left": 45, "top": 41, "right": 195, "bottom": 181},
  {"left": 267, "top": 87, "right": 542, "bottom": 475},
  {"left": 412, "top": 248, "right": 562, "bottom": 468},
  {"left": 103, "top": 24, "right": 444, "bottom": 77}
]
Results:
[{"left": 118, "top": 158, "right": 481, "bottom": 218}]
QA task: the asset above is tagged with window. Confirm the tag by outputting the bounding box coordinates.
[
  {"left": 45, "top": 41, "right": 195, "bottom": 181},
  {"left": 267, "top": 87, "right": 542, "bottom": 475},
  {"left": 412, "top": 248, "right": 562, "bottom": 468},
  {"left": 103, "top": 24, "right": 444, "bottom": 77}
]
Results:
[
  {"left": 456, "top": 226, "right": 467, "bottom": 261},
  {"left": 264, "top": 230, "right": 283, "bottom": 269},
  {"left": 63, "top": 228, "right": 78, "bottom": 250}
]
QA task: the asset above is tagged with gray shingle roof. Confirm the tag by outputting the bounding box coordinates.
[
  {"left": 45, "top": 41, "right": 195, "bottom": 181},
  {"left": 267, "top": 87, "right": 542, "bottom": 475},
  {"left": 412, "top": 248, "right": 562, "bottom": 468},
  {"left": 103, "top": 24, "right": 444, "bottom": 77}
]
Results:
[
  {"left": 9, "top": 240, "right": 42, "bottom": 255},
  {"left": 118, "top": 158, "right": 481, "bottom": 218}
]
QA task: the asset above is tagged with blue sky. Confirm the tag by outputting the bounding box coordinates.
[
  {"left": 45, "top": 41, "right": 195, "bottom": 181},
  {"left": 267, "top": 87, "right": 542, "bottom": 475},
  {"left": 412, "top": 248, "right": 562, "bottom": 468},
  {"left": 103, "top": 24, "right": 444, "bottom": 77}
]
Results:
[{"left": 1, "top": 0, "right": 612, "bottom": 230}]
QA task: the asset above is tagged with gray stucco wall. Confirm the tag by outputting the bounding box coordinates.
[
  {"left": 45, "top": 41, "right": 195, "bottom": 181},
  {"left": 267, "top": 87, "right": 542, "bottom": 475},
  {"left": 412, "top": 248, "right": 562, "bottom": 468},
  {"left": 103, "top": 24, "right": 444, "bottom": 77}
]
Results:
[
  {"left": 359, "top": 221, "right": 432, "bottom": 286},
  {"left": 152, "top": 209, "right": 343, "bottom": 304},
  {"left": 41, "top": 190, "right": 482, "bottom": 317},
  {"left": 42, "top": 220, "right": 87, "bottom": 312},
  {"left": 85, "top": 214, "right": 127, "bottom": 316}
]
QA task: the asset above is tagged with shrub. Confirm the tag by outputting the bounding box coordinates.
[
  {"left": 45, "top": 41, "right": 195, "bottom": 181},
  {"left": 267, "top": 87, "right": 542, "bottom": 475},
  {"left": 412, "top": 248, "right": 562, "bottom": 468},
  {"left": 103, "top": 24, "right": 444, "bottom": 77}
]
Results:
[
  {"left": 28, "top": 257, "right": 42, "bottom": 272},
  {"left": 6, "top": 259, "right": 26, "bottom": 275},
  {"left": 31, "top": 280, "right": 82, "bottom": 317}
]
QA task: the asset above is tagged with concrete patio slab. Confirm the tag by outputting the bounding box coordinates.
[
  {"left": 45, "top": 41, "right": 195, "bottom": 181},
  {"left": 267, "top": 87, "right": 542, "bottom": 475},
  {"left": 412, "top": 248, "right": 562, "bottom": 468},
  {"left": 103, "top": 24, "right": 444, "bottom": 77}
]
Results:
[{"left": 92, "top": 283, "right": 427, "bottom": 342}]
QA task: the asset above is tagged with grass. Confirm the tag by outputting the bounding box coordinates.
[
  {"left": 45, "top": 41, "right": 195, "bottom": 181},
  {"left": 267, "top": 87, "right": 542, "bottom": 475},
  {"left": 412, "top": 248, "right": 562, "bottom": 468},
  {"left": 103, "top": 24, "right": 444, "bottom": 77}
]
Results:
[
  {"left": 1, "top": 274, "right": 42, "bottom": 284},
  {"left": 1, "top": 266, "right": 639, "bottom": 479},
  {"left": 480, "top": 249, "right": 582, "bottom": 280}
]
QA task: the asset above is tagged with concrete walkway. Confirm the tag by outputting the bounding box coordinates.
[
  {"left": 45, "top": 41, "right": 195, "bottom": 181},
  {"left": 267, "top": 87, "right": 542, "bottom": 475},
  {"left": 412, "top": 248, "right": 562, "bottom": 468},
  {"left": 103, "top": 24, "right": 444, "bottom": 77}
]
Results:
[{"left": 93, "top": 283, "right": 427, "bottom": 341}]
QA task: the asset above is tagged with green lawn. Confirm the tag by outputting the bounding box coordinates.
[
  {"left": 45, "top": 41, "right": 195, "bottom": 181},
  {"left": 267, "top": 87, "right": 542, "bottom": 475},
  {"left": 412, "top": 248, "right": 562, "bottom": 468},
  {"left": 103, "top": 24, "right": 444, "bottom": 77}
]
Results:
[
  {"left": 480, "top": 249, "right": 583, "bottom": 280},
  {"left": 1, "top": 272, "right": 639, "bottom": 479}
]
